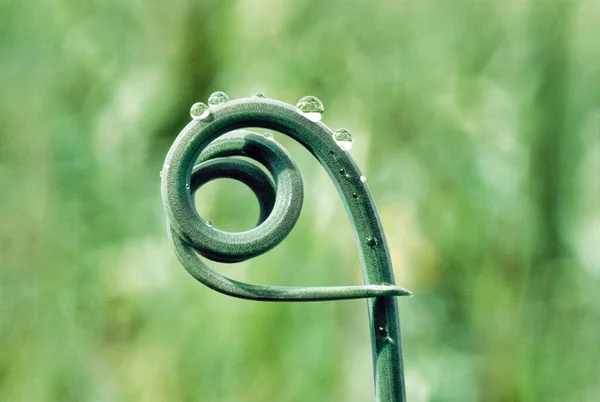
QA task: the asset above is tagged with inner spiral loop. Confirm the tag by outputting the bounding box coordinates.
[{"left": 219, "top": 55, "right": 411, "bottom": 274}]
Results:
[
  {"left": 188, "top": 131, "right": 302, "bottom": 263},
  {"left": 191, "top": 158, "right": 274, "bottom": 231}
]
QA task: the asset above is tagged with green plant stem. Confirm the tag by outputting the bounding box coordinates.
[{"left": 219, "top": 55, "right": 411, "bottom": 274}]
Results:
[{"left": 161, "top": 98, "right": 409, "bottom": 401}]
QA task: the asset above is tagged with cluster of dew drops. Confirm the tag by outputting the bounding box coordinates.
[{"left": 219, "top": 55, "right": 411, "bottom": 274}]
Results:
[{"left": 190, "top": 92, "right": 354, "bottom": 152}]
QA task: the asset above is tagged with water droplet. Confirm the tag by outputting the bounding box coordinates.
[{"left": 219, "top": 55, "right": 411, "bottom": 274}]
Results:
[
  {"left": 208, "top": 91, "right": 229, "bottom": 106},
  {"left": 252, "top": 92, "right": 266, "bottom": 98},
  {"left": 352, "top": 192, "right": 358, "bottom": 198},
  {"left": 366, "top": 236, "right": 379, "bottom": 247},
  {"left": 333, "top": 128, "right": 353, "bottom": 151},
  {"left": 190, "top": 102, "right": 211, "bottom": 120},
  {"left": 339, "top": 168, "right": 351, "bottom": 178},
  {"left": 296, "top": 96, "right": 324, "bottom": 122},
  {"left": 263, "top": 132, "right": 273, "bottom": 139},
  {"left": 376, "top": 326, "right": 393, "bottom": 343},
  {"left": 360, "top": 175, "right": 367, "bottom": 183},
  {"left": 206, "top": 220, "right": 213, "bottom": 228},
  {"left": 185, "top": 183, "right": 190, "bottom": 190}
]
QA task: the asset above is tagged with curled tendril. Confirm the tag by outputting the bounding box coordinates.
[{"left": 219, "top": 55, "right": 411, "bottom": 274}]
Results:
[
  {"left": 161, "top": 98, "right": 411, "bottom": 301},
  {"left": 162, "top": 96, "right": 409, "bottom": 401}
]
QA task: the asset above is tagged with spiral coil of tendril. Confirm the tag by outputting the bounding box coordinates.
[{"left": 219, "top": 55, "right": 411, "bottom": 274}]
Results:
[
  {"left": 161, "top": 94, "right": 410, "bottom": 401},
  {"left": 161, "top": 95, "right": 411, "bottom": 302}
]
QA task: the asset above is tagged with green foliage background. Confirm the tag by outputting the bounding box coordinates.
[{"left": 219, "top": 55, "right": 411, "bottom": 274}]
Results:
[{"left": 1, "top": 0, "right": 599, "bottom": 401}]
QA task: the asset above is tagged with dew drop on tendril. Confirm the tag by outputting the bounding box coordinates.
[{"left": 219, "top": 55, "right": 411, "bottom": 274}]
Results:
[
  {"left": 296, "top": 96, "right": 324, "bottom": 122},
  {"left": 360, "top": 175, "right": 367, "bottom": 183},
  {"left": 190, "top": 102, "right": 211, "bottom": 120},
  {"left": 366, "top": 236, "right": 379, "bottom": 247},
  {"left": 161, "top": 163, "right": 170, "bottom": 177},
  {"left": 333, "top": 128, "right": 353, "bottom": 151},
  {"left": 252, "top": 92, "right": 266, "bottom": 98},
  {"left": 206, "top": 220, "right": 213, "bottom": 228},
  {"left": 208, "top": 91, "right": 229, "bottom": 106}
]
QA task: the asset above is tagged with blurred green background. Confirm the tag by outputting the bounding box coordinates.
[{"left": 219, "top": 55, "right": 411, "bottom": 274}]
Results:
[{"left": 2, "top": 0, "right": 599, "bottom": 401}]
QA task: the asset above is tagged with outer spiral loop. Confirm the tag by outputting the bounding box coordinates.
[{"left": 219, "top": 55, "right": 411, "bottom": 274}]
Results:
[
  {"left": 180, "top": 132, "right": 303, "bottom": 262},
  {"left": 161, "top": 98, "right": 411, "bottom": 301}
]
